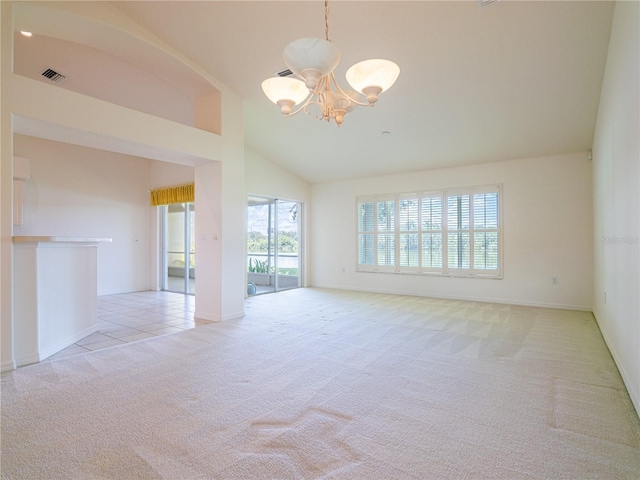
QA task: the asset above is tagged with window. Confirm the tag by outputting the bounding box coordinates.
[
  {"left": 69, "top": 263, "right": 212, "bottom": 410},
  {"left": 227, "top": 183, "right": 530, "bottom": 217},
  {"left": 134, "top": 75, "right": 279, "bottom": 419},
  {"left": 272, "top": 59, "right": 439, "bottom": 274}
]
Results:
[{"left": 356, "top": 185, "right": 501, "bottom": 278}]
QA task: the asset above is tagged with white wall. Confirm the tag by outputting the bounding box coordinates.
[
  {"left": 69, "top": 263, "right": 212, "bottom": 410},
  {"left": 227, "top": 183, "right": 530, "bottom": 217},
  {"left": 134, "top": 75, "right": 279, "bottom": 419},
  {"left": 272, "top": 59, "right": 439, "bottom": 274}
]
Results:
[
  {"left": 311, "top": 152, "right": 593, "bottom": 310},
  {"left": 13, "top": 33, "right": 197, "bottom": 129},
  {"left": 13, "top": 136, "right": 198, "bottom": 296},
  {"left": 245, "top": 147, "right": 311, "bottom": 204},
  {"left": 1, "top": 1, "right": 14, "bottom": 371},
  {"left": 150, "top": 161, "right": 194, "bottom": 188},
  {"left": 245, "top": 147, "right": 312, "bottom": 286},
  {"left": 592, "top": 1, "right": 640, "bottom": 414},
  {"left": 13, "top": 134, "right": 153, "bottom": 295},
  {"left": 1, "top": 1, "right": 247, "bottom": 370}
]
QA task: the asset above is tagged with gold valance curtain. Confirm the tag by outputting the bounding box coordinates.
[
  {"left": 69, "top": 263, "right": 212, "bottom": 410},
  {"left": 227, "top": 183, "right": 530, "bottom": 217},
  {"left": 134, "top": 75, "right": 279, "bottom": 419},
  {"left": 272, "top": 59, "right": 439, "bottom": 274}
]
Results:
[{"left": 149, "top": 183, "right": 194, "bottom": 206}]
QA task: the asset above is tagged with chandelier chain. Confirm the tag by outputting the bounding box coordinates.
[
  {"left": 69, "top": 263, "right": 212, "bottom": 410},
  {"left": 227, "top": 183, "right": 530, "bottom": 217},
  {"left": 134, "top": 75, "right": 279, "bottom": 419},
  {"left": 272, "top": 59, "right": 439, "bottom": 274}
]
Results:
[{"left": 325, "top": 0, "right": 330, "bottom": 42}]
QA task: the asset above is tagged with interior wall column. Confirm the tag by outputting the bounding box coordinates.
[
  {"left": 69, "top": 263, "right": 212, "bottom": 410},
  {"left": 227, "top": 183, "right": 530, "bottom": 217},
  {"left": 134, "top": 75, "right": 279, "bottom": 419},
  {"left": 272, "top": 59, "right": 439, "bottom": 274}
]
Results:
[
  {"left": 220, "top": 149, "right": 246, "bottom": 320},
  {"left": 194, "top": 161, "right": 223, "bottom": 321},
  {"left": 1, "top": 1, "right": 15, "bottom": 371}
]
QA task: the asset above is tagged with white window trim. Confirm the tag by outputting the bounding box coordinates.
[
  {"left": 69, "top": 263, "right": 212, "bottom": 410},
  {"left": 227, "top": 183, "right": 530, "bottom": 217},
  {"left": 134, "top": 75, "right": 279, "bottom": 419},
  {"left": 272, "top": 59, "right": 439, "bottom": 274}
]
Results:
[{"left": 356, "top": 185, "right": 503, "bottom": 279}]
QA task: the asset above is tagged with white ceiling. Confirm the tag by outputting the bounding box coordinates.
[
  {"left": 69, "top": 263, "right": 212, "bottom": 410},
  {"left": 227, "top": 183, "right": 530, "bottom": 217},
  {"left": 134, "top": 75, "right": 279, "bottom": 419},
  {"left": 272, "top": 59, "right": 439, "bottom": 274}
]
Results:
[{"left": 40, "top": 1, "right": 619, "bottom": 184}]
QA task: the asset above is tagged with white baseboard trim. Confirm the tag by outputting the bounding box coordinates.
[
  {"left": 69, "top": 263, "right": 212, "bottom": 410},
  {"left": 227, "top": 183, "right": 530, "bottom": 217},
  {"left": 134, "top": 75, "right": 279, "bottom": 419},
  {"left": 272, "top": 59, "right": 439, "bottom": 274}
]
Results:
[
  {"left": 196, "top": 310, "right": 245, "bottom": 323},
  {"left": 13, "top": 324, "right": 99, "bottom": 368},
  {"left": 221, "top": 310, "right": 245, "bottom": 322},
  {"left": 39, "top": 324, "right": 98, "bottom": 362},
  {"left": 195, "top": 311, "right": 219, "bottom": 322},
  {"left": 1, "top": 360, "right": 16, "bottom": 372},
  {"left": 14, "top": 352, "right": 41, "bottom": 368},
  {"left": 309, "top": 283, "right": 593, "bottom": 311},
  {"left": 592, "top": 310, "right": 640, "bottom": 417}
]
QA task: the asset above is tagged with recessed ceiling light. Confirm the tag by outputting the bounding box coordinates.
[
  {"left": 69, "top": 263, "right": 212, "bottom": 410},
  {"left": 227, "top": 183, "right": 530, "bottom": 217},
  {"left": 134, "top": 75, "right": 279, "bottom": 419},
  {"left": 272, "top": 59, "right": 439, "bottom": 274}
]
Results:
[
  {"left": 381, "top": 131, "right": 392, "bottom": 136},
  {"left": 20, "top": 31, "right": 33, "bottom": 37}
]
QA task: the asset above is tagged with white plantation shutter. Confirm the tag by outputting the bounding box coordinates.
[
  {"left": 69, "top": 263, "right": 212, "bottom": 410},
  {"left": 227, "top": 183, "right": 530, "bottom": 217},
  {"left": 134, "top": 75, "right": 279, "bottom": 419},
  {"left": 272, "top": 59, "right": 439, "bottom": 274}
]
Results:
[
  {"left": 358, "top": 201, "right": 375, "bottom": 266},
  {"left": 447, "top": 194, "right": 471, "bottom": 270},
  {"left": 356, "top": 185, "right": 500, "bottom": 277},
  {"left": 399, "top": 197, "right": 419, "bottom": 268},
  {"left": 376, "top": 199, "right": 396, "bottom": 268},
  {"left": 356, "top": 197, "right": 397, "bottom": 271},
  {"left": 421, "top": 195, "right": 443, "bottom": 269},
  {"left": 472, "top": 192, "right": 499, "bottom": 270}
]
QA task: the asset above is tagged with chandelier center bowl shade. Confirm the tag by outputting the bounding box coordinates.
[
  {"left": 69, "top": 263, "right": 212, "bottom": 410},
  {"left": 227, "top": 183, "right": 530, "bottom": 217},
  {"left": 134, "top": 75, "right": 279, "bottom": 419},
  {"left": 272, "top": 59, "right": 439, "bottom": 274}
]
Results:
[
  {"left": 261, "top": 0, "right": 399, "bottom": 127},
  {"left": 283, "top": 38, "right": 340, "bottom": 90}
]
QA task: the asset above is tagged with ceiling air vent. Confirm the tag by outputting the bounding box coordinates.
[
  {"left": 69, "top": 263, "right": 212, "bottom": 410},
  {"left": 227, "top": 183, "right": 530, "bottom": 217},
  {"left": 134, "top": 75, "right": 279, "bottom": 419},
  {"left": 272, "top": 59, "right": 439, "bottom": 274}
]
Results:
[
  {"left": 276, "top": 68, "right": 294, "bottom": 78},
  {"left": 41, "top": 68, "right": 67, "bottom": 84}
]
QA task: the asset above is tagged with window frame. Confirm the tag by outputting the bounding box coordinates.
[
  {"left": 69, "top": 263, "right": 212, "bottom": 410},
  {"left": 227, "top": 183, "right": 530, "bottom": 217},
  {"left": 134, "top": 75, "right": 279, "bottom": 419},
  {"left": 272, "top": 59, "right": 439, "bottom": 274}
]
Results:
[{"left": 356, "top": 185, "right": 502, "bottom": 279}]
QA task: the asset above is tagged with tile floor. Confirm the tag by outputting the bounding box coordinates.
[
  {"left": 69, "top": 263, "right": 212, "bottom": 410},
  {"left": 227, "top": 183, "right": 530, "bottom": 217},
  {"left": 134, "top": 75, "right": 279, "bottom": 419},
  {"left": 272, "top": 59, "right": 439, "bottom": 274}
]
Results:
[{"left": 48, "top": 290, "right": 210, "bottom": 361}]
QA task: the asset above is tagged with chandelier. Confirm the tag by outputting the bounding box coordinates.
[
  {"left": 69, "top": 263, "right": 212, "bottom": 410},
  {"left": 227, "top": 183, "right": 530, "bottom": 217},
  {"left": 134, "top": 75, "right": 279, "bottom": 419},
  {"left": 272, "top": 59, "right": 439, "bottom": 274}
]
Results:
[{"left": 261, "top": 0, "right": 400, "bottom": 127}]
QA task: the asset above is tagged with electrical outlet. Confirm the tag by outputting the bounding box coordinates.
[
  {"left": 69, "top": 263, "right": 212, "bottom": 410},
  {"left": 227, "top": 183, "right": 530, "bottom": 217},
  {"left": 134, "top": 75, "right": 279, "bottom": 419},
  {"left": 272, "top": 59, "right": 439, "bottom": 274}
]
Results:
[
  {"left": 551, "top": 277, "right": 558, "bottom": 285},
  {"left": 341, "top": 267, "right": 346, "bottom": 273}
]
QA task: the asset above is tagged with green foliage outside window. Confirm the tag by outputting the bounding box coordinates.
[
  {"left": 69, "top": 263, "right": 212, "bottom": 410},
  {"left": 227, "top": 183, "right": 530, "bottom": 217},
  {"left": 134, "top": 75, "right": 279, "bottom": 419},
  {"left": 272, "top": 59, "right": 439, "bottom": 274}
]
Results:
[{"left": 247, "top": 230, "right": 298, "bottom": 253}]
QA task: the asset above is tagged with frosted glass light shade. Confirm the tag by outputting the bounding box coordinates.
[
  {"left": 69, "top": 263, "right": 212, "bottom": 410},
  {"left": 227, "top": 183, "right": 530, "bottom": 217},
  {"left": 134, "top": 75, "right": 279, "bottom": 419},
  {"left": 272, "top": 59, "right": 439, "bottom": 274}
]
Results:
[
  {"left": 346, "top": 59, "right": 400, "bottom": 93},
  {"left": 328, "top": 90, "right": 360, "bottom": 113},
  {"left": 283, "top": 38, "right": 341, "bottom": 85},
  {"left": 261, "top": 77, "right": 309, "bottom": 106}
]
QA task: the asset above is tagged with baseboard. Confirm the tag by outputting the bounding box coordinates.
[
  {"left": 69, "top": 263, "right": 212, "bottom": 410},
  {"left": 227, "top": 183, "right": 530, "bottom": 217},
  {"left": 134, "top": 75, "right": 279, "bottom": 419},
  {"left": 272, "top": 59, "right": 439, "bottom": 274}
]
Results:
[
  {"left": 310, "top": 283, "right": 593, "bottom": 311},
  {"left": 14, "top": 352, "right": 41, "bottom": 368},
  {"left": 1, "top": 359, "right": 16, "bottom": 372},
  {"left": 194, "top": 310, "right": 219, "bottom": 322},
  {"left": 221, "top": 310, "right": 245, "bottom": 321},
  {"left": 195, "top": 309, "right": 245, "bottom": 323},
  {"left": 12, "top": 324, "right": 99, "bottom": 368},
  {"left": 39, "top": 324, "right": 98, "bottom": 362},
  {"left": 592, "top": 310, "right": 640, "bottom": 417}
]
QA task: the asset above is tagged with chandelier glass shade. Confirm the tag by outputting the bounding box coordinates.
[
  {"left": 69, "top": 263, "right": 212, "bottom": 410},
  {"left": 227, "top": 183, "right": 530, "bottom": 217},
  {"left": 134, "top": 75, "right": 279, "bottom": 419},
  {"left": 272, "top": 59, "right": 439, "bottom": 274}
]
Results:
[
  {"left": 283, "top": 38, "right": 340, "bottom": 90},
  {"left": 261, "top": 1, "right": 399, "bottom": 126},
  {"left": 261, "top": 77, "right": 309, "bottom": 115}
]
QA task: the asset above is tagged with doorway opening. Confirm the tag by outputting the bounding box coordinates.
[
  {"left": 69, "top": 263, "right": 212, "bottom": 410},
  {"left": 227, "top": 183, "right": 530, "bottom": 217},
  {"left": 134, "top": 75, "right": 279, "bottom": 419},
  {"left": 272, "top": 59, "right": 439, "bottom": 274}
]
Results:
[
  {"left": 161, "top": 202, "right": 195, "bottom": 295},
  {"left": 247, "top": 196, "right": 303, "bottom": 295}
]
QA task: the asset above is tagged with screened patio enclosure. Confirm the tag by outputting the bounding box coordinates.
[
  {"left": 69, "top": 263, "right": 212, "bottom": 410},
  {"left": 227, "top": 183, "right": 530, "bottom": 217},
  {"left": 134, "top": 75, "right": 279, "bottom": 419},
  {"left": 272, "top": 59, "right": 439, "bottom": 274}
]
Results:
[
  {"left": 247, "top": 196, "right": 302, "bottom": 295},
  {"left": 161, "top": 202, "right": 195, "bottom": 295}
]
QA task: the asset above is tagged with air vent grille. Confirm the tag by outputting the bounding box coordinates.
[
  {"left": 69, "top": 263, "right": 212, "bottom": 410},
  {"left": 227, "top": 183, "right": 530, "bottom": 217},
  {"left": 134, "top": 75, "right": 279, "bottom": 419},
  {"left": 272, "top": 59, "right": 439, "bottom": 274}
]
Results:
[
  {"left": 276, "top": 69, "right": 294, "bottom": 78},
  {"left": 41, "top": 68, "right": 67, "bottom": 84}
]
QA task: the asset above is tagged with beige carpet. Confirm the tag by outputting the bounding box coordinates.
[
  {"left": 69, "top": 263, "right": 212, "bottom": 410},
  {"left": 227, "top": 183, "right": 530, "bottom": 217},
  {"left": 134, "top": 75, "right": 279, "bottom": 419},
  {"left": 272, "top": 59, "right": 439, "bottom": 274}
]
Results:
[{"left": 2, "top": 288, "right": 639, "bottom": 479}]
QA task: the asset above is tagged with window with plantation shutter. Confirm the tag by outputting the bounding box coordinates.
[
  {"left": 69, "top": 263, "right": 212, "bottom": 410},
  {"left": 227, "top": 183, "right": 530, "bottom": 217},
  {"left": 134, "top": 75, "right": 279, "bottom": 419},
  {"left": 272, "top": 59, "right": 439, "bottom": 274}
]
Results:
[
  {"left": 399, "top": 197, "right": 419, "bottom": 268},
  {"left": 358, "top": 202, "right": 375, "bottom": 266},
  {"left": 356, "top": 185, "right": 501, "bottom": 278},
  {"left": 473, "top": 192, "right": 499, "bottom": 270},
  {"left": 377, "top": 200, "right": 395, "bottom": 267},
  {"left": 421, "top": 195, "right": 443, "bottom": 269},
  {"left": 447, "top": 194, "right": 471, "bottom": 270}
]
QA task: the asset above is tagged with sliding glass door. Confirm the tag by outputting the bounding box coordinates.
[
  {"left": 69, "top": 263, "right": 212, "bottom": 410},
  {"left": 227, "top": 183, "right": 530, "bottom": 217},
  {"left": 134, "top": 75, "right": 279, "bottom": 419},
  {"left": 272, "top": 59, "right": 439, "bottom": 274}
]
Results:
[
  {"left": 161, "top": 202, "right": 195, "bottom": 294},
  {"left": 247, "top": 196, "right": 302, "bottom": 295}
]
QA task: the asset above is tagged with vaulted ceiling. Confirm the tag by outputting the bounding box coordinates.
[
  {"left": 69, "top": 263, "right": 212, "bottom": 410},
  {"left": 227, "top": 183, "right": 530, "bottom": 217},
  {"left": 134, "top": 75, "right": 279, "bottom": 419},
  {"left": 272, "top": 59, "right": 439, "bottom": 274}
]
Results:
[{"left": 21, "top": 1, "right": 617, "bottom": 184}]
